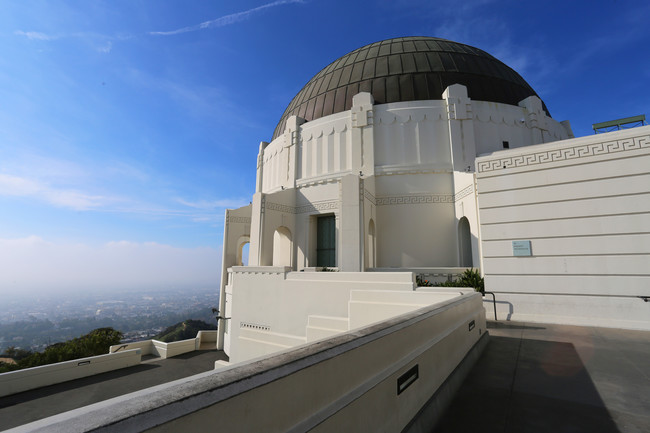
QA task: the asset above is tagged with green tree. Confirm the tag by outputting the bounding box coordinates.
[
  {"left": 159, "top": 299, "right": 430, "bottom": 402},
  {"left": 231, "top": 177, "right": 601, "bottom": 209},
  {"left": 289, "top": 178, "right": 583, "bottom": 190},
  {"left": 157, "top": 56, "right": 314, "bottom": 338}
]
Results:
[{"left": 16, "top": 328, "right": 123, "bottom": 370}]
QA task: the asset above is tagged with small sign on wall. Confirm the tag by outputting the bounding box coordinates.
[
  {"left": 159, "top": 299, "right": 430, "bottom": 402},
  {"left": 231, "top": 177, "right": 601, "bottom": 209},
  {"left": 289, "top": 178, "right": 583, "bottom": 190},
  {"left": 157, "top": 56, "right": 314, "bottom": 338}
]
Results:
[
  {"left": 512, "top": 240, "right": 532, "bottom": 256},
  {"left": 397, "top": 365, "right": 419, "bottom": 395}
]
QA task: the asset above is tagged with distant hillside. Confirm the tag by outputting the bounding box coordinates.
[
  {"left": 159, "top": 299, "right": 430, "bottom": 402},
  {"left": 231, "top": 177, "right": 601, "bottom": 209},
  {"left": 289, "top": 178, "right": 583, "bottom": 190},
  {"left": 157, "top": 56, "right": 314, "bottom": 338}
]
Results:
[
  {"left": 154, "top": 320, "right": 216, "bottom": 343},
  {"left": 0, "top": 328, "right": 122, "bottom": 373}
]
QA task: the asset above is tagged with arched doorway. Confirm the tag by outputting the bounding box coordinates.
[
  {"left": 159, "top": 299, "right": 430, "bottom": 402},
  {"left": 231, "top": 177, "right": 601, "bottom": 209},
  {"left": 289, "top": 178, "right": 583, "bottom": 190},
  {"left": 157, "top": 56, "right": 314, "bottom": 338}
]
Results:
[
  {"left": 236, "top": 236, "right": 250, "bottom": 266},
  {"left": 458, "top": 217, "right": 473, "bottom": 267},
  {"left": 273, "top": 226, "right": 292, "bottom": 267}
]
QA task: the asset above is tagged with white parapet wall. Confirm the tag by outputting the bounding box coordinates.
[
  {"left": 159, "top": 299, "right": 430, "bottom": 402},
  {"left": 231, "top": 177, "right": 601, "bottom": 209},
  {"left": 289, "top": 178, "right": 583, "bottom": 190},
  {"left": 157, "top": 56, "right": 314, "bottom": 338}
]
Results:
[
  {"left": 224, "top": 267, "right": 418, "bottom": 363},
  {"left": 476, "top": 125, "right": 650, "bottom": 329},
  {"left": 0, "top": 330, "right": 219, "bottom": 399},
  {"left": 196, "top": 330, "right": 218, "bottom": 349},
  {"left": 110, "top": 340, "right": 159, "bottom": 357},
  {"left": 16, "top": 291, "right": 486, "bottom": 432},
  {"left": 110, "top": 332, "right": 218, "bottom": 359},
  {"left": 348, "top": 289, "right": 473, "bottom": 330},
  {"left": 0, "top": 349, "right": 142, "bottom": 398}
]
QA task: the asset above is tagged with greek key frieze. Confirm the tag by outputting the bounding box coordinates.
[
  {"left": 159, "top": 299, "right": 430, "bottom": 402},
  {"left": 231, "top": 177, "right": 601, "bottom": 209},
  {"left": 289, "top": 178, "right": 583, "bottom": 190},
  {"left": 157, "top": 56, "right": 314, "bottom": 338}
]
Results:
[
  {"left": 227, "top": 216, "right": 251, "bottom": 224},
  {"left": 265, "top": 201, "right": 296, "bottom": 214},
  {"left": 295, "top": 200, "right": 339, "bottom": 214},
  {"left": 376, "top": 194, "right": 454, "bottom": 206},
  {"left": 477, "top": 134, "right": 650, "bottom": 173}
]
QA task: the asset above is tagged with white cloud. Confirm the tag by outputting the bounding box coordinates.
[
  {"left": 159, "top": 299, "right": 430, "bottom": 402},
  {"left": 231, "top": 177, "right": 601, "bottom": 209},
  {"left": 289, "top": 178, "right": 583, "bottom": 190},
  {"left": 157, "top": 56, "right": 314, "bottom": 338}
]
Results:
[
  {"left": 0, "top": 237, "right": 220, "bottom": 294},
  {"left": 149, "top": 0, "right": 305, "bottom": 36},
  {"left": 0, "top": 173, "right": 110, "bottom": 210},
  {"left": 97, "top": 41, "right": 112, "bottom": 53},
  {"left": 14, "top": 30, "right": 57, "bottom": 41},
  {"left": 176, "top": 197, "right": 249, "bottom": 210},
  {"left": 14, "top": 29, "right": 128, "bottom": 54}
]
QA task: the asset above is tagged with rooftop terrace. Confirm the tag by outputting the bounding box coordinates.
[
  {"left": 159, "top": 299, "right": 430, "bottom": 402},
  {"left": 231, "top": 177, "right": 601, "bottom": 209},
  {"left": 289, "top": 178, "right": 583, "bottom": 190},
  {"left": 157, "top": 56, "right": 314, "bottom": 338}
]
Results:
[
  {"left": 434, "top": 321, "right": 650, "bottom": 432},
  {"left": 0, "top": 350, "right": 227, "bottom": 431},
  {"left": 2, "top": 320, "right": 649, "bottom": 432}
]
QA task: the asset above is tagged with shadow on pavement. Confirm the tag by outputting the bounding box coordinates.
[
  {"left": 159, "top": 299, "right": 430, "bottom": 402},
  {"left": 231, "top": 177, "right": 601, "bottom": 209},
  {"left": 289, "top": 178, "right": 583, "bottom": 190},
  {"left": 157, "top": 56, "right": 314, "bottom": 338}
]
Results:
[{"left": 433, "top": 335, "right": 620, "bottom": 433}]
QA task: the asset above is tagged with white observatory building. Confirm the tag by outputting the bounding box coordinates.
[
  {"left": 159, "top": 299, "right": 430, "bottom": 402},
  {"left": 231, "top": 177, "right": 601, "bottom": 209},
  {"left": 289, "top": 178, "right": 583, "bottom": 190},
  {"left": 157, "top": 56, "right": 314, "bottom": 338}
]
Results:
[
  {"left": 4, "top": 36, "right": 648, "bottom": 433},
  {"left": 218, "top": 37, "right": 582, "bottom": 363}
]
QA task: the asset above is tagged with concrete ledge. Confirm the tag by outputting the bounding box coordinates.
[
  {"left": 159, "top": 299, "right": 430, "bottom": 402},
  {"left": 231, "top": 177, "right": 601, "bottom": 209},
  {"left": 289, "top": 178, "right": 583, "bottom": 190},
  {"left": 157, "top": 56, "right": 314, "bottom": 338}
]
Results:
[
  {"left": 110, "top": 331, "right": 218, "bottom": 359},
  {"left": 287, "top": 271, "right": 416, "bottom": 284},
  {"left": 13, "top": 292, "right": 485, "bottom": 432},
  {"left": 0, "top": 349, "right": 142, "bottom": 398}
]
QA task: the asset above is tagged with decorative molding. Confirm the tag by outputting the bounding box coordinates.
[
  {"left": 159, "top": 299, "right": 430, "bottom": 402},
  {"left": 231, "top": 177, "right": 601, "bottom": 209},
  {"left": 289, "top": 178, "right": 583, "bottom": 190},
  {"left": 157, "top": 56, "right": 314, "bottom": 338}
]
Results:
[
  {"left": 227, "top": 216, "right": 251, "bottom": 224},
  {"left": 454, "top": 185, "right": 474, "bottom": 202},
  {"left": 477, "top": 135, "right": 650, "bottom": 173},
  {"left": 296, "top": 200, "right": 339, "bottom": 214},
  {"left": 296, "top": 175, "right": 343, "bottom": 188},
  {"left": 263, "top": 199, "right": 339, "bottom": 214},
  {"left": 265, "top": 201, "right": 295, "bottom": 214},
  {"left": 376, "top": 193, "right": 454, "bottom": 206},
  {"left": 375, "top": 164, "right": 453, "bottom": 176}
]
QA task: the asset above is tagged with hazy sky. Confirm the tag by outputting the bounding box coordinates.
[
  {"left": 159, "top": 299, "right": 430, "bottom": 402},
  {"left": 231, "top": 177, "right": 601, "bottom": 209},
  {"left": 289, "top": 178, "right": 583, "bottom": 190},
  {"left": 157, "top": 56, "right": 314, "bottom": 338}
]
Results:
[{"left": 0, "top": 0, "right": 648, "bottom": 295}]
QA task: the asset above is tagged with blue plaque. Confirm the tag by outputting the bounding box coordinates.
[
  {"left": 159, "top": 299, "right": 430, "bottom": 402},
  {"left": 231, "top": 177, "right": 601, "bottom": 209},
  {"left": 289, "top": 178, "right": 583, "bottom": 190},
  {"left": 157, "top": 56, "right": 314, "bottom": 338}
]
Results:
[{"left": 512, "top": 240, "right": 532, "bottom": 256}]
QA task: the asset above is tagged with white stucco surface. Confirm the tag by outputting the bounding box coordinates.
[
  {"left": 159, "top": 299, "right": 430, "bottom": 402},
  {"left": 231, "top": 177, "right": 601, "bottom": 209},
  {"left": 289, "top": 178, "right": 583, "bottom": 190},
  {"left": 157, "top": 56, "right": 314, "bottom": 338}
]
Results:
[
  {"left": 218, "top": 84, "right": 577, "bottom": 360},
  {"left": 476, "top": 125, "right": 650, "bottom": 329}
]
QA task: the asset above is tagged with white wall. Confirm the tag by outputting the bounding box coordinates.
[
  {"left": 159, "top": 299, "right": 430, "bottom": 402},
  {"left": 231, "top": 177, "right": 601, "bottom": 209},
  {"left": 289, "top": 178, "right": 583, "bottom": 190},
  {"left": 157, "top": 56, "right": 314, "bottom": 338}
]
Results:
[
  {"left": 0, "top": 349, "right": 141, "bottom": 397},
  {"left": 476, "top": 125, "right": 650, "bottom": 329},
  {"left": 246, "top": 89, "right": 573, "bottom": 272},
  {"left": 23, "top": 293, "right": 486, "bottom": 433},
  {"left": 224, "top": 267, "right": 420, "bottom": 362}
]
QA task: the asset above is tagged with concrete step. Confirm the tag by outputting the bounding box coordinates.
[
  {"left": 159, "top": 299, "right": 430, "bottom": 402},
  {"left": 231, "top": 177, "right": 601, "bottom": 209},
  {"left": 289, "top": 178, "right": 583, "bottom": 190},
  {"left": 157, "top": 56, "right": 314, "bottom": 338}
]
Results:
[
  {"left": 306, "top": 315, "right": 349, "bottom": 342},
  {"left": 307, "top": 315, "right": 349, "bottom": 331}
]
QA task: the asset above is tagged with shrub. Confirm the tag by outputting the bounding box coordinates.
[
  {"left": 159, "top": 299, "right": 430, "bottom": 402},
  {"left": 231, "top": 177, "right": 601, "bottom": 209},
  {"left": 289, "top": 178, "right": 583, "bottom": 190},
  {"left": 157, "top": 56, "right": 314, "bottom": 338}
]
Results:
[
  {"left": 416, "top": 275, "right": 433, "bottom": 287},
  {"left": 434, "top": 268, "right": 484, "bottom": 293}
]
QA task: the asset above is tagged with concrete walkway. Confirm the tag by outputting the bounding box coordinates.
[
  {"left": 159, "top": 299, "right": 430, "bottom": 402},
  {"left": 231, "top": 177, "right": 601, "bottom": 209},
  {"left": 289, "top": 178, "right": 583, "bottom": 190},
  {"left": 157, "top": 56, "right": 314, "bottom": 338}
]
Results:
[
  {"left": 434, "top": 321, "right": 650, "bottom": 433},
  {"left": 0, "top": 350, "right": 227, "bottom": 431}
]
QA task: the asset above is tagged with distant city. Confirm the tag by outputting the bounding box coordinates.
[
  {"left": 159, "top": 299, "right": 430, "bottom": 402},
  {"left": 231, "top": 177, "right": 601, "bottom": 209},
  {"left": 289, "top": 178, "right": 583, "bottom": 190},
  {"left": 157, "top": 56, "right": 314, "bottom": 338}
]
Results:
[{"left": 0, "top": 287, "right": 219, "bottom": 353}]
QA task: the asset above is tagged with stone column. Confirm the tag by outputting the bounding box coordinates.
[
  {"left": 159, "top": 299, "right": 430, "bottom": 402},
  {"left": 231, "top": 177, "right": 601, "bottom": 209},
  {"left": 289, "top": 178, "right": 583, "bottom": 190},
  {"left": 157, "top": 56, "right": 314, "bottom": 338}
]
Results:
[
  {"left": 519, "top": 95, "right": 550, "bottom": 144},
  {"left": 248, "top": 192, "right": 265, "bottom": 266},
  {"left": 351, "top": 92, "right": 375, "bottom": 177},
  {"left": 255, "top": 142, "right": 268, "bottom": 193},
  {"left": 339, "top": 174, "right": 364, "bottom": 271},
  {"left": 443, "top": 84, "right": 476, "bottom": 173},
  {"left": 283, "top": 116, "right": 306, "bottom": 188}
]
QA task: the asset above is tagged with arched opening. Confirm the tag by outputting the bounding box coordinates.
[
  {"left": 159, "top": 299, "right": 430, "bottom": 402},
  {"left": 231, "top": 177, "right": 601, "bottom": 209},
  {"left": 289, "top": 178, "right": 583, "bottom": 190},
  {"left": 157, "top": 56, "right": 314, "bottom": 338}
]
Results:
[
  {"left": 236, "top": 236, "right": 250, "bottom": 266},
  {"left": 458, "top": 217, "right": 473, "bottom": 267},
  {"left": 367, "top": 219, "right": 376, "bottom": 269},
  {"left": 272, "top": 226, "right": 292, "bottom": 267}
]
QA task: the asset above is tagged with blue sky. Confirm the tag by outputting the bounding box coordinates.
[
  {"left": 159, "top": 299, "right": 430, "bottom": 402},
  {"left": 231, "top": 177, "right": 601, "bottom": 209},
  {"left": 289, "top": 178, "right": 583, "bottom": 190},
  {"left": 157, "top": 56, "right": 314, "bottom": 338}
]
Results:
[{"left": 0, "top": 0, "right": 648, "bottom": 294}]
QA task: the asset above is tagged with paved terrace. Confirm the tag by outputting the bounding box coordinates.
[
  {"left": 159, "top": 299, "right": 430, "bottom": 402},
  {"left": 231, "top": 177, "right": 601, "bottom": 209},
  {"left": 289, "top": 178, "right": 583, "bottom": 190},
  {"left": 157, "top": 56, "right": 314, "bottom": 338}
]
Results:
[
  {"left": 2, "top": 322, "right": 649, "bottom": 432},
  {"left": 0, "top": 350, "right": 227, "bottom": 431},
  {"left": 434, "top": 321, "right": 650, "bottom": 433}
]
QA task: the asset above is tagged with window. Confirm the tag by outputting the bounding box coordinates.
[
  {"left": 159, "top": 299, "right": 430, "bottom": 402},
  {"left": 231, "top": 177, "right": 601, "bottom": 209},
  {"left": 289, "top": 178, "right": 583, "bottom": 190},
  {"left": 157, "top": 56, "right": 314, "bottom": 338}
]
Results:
[
  {"left": 502, "top": 141, "right": 510, "bottom": 149},
  {"left": 316, "top": 215, "right": 336, "bottom": 267},
  {"left": 458, "top": 217, "right": 473, "bottom": 267}
]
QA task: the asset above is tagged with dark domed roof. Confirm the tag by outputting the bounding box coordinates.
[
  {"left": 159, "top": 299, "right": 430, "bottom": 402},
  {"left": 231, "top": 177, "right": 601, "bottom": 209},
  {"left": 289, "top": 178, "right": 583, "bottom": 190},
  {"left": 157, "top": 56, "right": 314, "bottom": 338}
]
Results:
[{"left": 272, "top": 37, "right": 548, "bottom": 139}]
